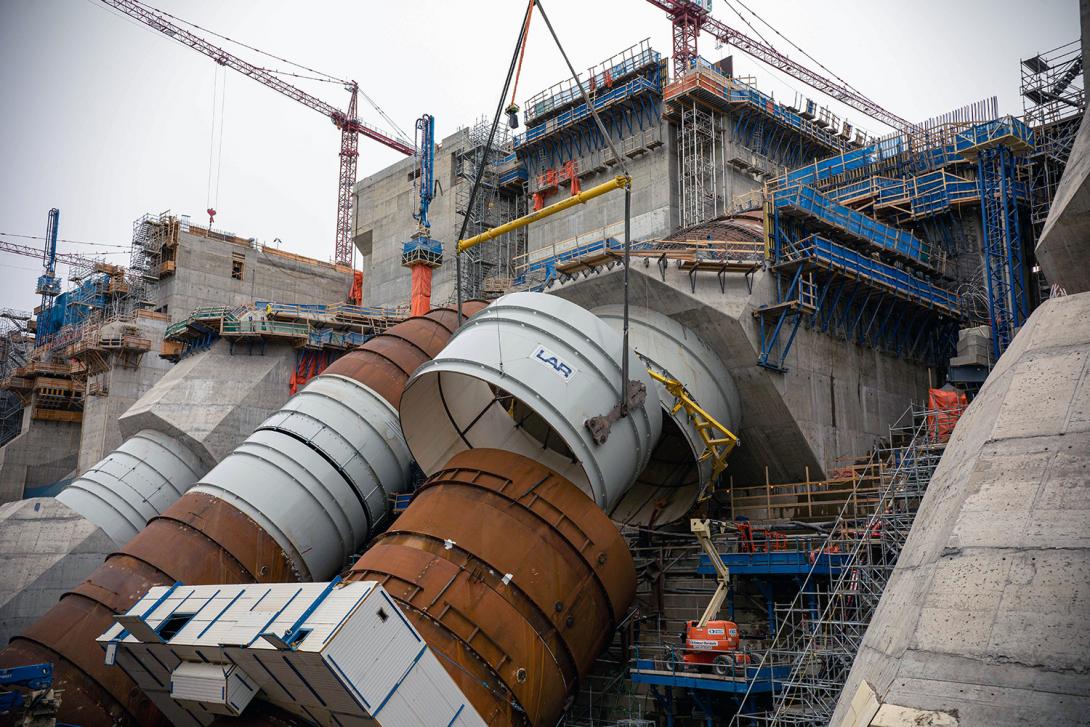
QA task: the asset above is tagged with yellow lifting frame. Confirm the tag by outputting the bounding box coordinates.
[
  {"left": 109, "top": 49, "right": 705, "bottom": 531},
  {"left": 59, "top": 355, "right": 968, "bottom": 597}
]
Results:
[
  {"left": 648, "top": 368, "right": 740, "bottom": 482},
  {"left": 457, "top": 174, "right": 631, "bottom": 254}
]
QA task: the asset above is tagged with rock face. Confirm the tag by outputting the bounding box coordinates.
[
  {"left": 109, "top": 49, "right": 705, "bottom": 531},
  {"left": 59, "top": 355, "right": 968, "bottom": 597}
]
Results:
[{"left": 832, "top": 291, "right": 1090, "bottom": 727}]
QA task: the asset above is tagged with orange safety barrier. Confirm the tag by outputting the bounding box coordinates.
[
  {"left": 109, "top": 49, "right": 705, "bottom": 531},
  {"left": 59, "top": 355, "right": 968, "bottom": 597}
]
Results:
[
  {"left": 409, "top": 264, "right": 433, "bottom": 317},
  {"left": 348, "top": 270, "right": 363, "bottom": 305}
]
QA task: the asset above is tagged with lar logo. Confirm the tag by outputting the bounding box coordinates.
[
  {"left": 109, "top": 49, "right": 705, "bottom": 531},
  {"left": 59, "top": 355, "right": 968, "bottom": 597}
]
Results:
[{"left": 532, "top": 345, "right": 576, "bottom": 381}]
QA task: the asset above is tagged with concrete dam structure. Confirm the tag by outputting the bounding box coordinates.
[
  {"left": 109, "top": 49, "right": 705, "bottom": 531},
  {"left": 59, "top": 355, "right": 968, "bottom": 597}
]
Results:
[{"left": 1, "top": 2, "right": 1088, "bottom": 725}]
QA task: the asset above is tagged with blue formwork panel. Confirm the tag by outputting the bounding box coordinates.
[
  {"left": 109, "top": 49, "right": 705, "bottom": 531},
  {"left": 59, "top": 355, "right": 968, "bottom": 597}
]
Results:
[
  {"left": 522, "top": 237, "right": 623, "bottom": 278},
  {"left": 259, "top": 301, "right": 330, "bottom": 317},
  {"left": 954, "top": 117, "right": 1034, "bottom": 156},
  {"left": 775, "top": 185, "right": 930, "bottom": 265},
  {"left": 629, "top": 662, "right": 793, "bottom": 694},
  {"left": 776, "top": 116, "right": 1034, "bottom": 191},
  {"left": 697, "top": 551, "right": 849, "bottom": 577},
  {"left": 823, "top": 170, "right": 988, "bottom": 221},
  {"left": 515, "top": 76, "right": 660, "bottom": 149},
  {"left": 35, "top": 272, "right": 110, "bottom": 346},
  {"left": 401, "top": 238, "right": 443, "bottom": 257},
  {"left": 789, "top": 235, "right": 958, "bottom": 314},
  {"left": 525, "top": 47, "right": 661, "bottom": 125},
  {"left": 719, "top": 83, "right": 852, "bottom": 154},
  {"left": 499, "top": 166, "right": 528, "bottom": 185}
]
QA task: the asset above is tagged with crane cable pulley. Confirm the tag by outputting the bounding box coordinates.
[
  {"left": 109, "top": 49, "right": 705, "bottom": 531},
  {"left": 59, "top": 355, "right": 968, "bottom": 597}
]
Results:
[{"left": 505, "top": 1, "right": 536, "bottom": 129}]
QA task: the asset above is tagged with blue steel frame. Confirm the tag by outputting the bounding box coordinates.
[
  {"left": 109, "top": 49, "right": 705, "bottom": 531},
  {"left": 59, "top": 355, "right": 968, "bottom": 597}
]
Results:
[
  {"left": 977, "top": 145, "right": 1030, "bottom": 358},
  {"left": 515, "top": 53, "right": 664, "bottom": 178},
  {"left": 760, "top": 116, "right": 1034, "bottom": 371}
]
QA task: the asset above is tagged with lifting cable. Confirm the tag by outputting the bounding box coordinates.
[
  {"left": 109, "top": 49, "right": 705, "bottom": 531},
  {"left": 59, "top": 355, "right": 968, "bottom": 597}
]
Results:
[
  {"left": 455, "top": 0, "right": 638, "bottom": 416},
  {"left": 505, "top": 1, "right": 535, "bottom": 126},
  {"left": 206, "top": 66, "right": 227, "bottom": 227},
  {"left": 453, "top": 0, "right": 536, "bottom": 324}
]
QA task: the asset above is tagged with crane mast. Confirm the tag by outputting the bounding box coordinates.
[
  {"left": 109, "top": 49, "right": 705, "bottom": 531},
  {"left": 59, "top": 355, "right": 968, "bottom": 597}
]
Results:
[
  {"left": 33, "top": 209, "right": 62, "bottom": 310},
  {"left": 98, "top": 0, "right": 415, "bottom": 266},
  {"left": 644, "top": 0, "right": 916, "bottom": 133}
]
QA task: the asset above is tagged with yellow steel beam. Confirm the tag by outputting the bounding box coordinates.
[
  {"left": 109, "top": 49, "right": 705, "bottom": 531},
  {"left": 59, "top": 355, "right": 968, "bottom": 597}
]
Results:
[
  {"left": 648, "top": 368, "right": 740, "bottom": 481},
  {"left": 457, "top": 174, "right": 630, "bottom": 254}
]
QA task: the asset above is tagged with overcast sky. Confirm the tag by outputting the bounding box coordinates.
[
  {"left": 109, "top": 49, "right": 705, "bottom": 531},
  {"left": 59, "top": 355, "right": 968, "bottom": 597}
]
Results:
[{"left": 0, "top": 0, "right": 1078, "bottom": 311}]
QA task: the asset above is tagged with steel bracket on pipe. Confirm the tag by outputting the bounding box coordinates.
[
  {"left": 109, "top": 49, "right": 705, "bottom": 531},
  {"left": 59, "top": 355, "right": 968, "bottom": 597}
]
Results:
[{"left": 584, "top": 380, "right": 647, "bottom": 445}]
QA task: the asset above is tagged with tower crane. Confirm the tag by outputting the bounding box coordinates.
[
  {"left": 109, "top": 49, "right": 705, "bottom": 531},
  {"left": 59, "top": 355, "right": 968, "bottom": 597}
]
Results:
[
  {"left": 0, "top": 239, "right": 101, "bottom": 271},
  {"left": 97, "top": 0, "right": 416, "bottom": 266},
  {"left": 644, "top": 0, "right": 917, "bottom": 133}
]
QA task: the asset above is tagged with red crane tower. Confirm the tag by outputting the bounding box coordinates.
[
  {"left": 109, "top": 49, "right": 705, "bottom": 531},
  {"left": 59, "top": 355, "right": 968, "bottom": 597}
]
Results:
[
  {"left": 644, "top": 0, "right": 917, "bottom": 133},
  {"left": 98, "top": 0, "right": 416, "bottom": 266}
]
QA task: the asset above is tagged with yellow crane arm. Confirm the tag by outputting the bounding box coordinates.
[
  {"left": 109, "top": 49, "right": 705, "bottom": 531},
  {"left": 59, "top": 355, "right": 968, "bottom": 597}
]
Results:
[{"left": 692, "top": 518, "right": 731, "bottom": 628}]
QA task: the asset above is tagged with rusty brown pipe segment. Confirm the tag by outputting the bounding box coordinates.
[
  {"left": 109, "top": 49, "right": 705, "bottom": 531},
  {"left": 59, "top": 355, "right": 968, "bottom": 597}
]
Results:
[
  {"left": 0, "top": 305, "right": 486, "bottom": 727},
  {"left": 348, "top": 448, "right": 636, "bottom": 727}
]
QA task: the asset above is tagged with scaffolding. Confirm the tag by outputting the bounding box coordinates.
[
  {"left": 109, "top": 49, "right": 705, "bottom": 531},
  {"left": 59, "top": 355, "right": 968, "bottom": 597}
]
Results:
[
  {"left": 161, "top": 300, "right": 407, "bottom": 363},
  {"left": 454, "top": 120, "right": 524, "bottom": 299},
  {"left": 679, "top": 103, "right": 718, "bottom": 227},
  {"left": 128, "top": 210, "right": 181, "bottom": 311},
  {"left": 732, "top": 403, "right": 959, "bottom": 726},
  {"left": 1021, "top": 40, "right": 1086, "bottom": 269},
  {"left": 758, "top": 114, "right": 1034, "bottom": 370},
  {"left": 0, "top": 310, "right": 32, "bottom": 446},
  {"left": 976, "top": 146, "right": 1030, "bottom": 357}
]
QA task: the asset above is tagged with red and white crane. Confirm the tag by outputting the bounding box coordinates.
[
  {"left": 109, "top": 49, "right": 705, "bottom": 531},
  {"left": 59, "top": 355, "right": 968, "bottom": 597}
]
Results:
[
  {"left": 98, "top": 0, "right": 416, "bottom": 266},
  {"left": 644, "top": 0, "right": 916, "bottom": 133}
]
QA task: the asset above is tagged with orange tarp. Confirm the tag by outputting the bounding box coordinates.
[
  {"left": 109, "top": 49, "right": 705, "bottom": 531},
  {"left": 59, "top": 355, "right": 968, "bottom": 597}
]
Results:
[
  {"left": 410, "top": 264, "right": 433, "bottom": 317},
  {"left": 928, "top": 387, "right": 968, "bottom": 442}
]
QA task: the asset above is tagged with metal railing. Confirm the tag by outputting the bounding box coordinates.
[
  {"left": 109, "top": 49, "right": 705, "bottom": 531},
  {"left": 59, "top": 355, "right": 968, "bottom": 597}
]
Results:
[{"left": 732, "top": 403, "right": 961, "bottom": 726}]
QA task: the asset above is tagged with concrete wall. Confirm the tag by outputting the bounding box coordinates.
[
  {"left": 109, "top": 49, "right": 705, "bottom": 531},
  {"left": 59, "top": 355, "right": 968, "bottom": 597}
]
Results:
[
  {"left": 0, "top": 499, "right": 114, "bottom": 646},
  {"left": 1037, "top": 107, "right": 1090, "bottom": 295},
  {"left": 156, "top": 227, "right": 355, "bottom": 322},
  {"left": 832, "top": 291, "right": 1090, "bottom": 727},
  {"left": 524, "top": 120, "right": 677, "bottom": 255},
  {"left": 0, "top": 220, "right": 351, "bottom": 502},
  {"left": 118, "top": 338, "right": 297, "bottom": 467},
  {"left": 76, "top": 314, "right": 172, "bottom": 471},
  {"left": 0, "top": 408, "right": 80, "bottom": 502}
]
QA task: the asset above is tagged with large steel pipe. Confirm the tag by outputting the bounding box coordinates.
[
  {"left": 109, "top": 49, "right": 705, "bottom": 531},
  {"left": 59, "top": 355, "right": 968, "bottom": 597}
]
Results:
[
  {"left": 189, "top": 373, "right": 410, "bottom": 580},
  {"left": 594, "top": 305, "right": 741, "bottom": 525},
  {"left": 0, "top": 304, "right": 485, "bottom": 727},
  {"left": 347, "top": 448, "right": 635, "bottom": 727},
  {"left": 400, "top": 292, "right": 662, "bottom": 511},
  {"left": 56, "top": 428, "right": 206, "bottom": 545}
]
